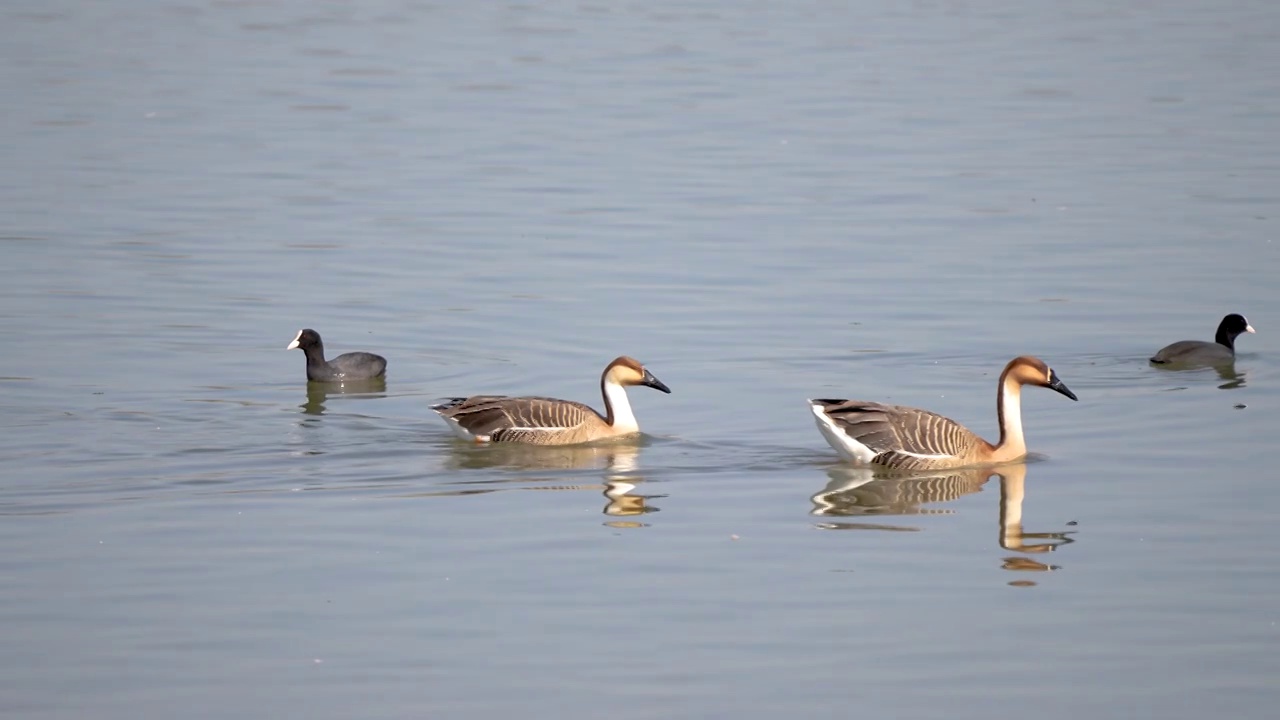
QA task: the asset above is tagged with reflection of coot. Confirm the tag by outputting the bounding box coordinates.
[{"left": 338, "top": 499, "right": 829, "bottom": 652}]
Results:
[{"left": 301, "top": 379, "right": 387, "bottom": 416}]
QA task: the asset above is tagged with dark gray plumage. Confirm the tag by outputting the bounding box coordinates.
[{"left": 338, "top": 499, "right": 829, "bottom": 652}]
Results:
[
  {"left": 287, "top": 328, "right": 387, "bottom": 382},
  {"left": 1150, "top": 313, "right": 1254, "bottom": 365}
]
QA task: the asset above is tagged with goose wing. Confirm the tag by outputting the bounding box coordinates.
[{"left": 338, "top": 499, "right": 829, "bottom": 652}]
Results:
[
  {"left": 432, "top": 395, "right": 603, "bottom": 442},
  {"left": 811, "top": 400, "right": 983, "bottom": 469}
]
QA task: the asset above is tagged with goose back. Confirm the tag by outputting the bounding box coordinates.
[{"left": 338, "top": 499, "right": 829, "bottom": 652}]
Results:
[
  {"left": 810, "top": 399, "right": 987, "bottom": 470},
  {"left": 433, "top": 395, "right": 608, "bottom": 445}
]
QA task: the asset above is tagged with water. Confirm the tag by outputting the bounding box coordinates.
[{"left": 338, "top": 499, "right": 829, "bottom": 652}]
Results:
[{"left": 4, "top": 1, "right": 1280, "bottom": 717}]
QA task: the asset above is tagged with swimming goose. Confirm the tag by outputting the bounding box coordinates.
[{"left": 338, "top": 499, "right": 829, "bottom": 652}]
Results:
[
  {"left": 432, "top": 356, "right": 671, "bottom": 445},
  {"left": 287, "top": 328, "right": 387, "bottom": 382},
  {"left": 1150, "top": 313, "right": 1254, "bottom": 365},
  {"left": 808, "top": 356, "right": 1077, "bottom": 470}
]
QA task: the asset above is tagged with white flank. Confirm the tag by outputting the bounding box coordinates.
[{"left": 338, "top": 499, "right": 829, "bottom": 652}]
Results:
[
  {"left": 808, "top": 401, "right": 877, "bottom": 464},
  {"left": 437, "top": 413, "right": 482, "bottom": 441}
]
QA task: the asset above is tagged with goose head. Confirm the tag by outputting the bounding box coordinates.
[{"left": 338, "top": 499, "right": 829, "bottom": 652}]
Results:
[
  {"left": 605, "top": 356, "right": 671, "bottom": 394},
  {"left": 1005, "top": 356, "right": 1078, "bottom": 401}
]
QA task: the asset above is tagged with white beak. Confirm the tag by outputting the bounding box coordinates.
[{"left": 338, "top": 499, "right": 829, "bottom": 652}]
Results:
[{"left": 1246, "top": 325, "right": 1256, "bottom": 334}]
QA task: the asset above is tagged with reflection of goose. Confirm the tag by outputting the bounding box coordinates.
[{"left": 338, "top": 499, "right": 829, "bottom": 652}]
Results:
[
  {"left": 995, "top": 463, "right": 1073, "bottom": 559},
  {"left": 602, "top": 480, "right": 656, "bottom": 519},
  {"left": 812, "top": 463, "right": 1075, "bottom": 573},
  {"left": 432, "top": 356, "right": 670, "bottom": 445},
  {"left": 442, "top": 440, "right": 641, "bottom": 473},
  {"left": 300, "top": 379, "right": 387, "bottom": 415},
  {"left": 811, "top": 466, "right": 992, "bottom": 517},
  {"left": 438, "top": 442, "right": 660, "bottom": 522},
  {"left": 809, "top": 356, "right": 1077, "bottom": 470}
]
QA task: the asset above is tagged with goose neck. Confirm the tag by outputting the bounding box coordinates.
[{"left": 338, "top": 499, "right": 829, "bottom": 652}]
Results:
[
  {"left": 601, "top": 376, "right": 638, "bottom": 433},
  {"left": 993, "top": 372, "right": 1027, "bottom": 460}
]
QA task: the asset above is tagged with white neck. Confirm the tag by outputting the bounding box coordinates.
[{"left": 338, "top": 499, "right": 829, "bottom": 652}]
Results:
[
  {"left": 603, "top": 379, "right": 639, "bottom": 433},
  {"left": 996, "top": 378, "right": 1026, "bottom": 454}
]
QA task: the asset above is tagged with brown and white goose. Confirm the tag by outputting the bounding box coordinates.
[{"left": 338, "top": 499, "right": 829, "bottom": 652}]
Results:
[
  {"left": 432, "top": 356, "right": 671, "bottom": 445},
  {"left": 808, "top": 356, "right": 1077, "bottom": 470}
]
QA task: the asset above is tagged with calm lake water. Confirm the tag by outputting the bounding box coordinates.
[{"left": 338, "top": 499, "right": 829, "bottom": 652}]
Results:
[{"left": 4, "top": 1, "right": 1280, "bottom": 718}]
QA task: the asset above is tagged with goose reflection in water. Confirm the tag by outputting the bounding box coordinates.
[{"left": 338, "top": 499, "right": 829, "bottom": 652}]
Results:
[
  {"left": 811, "top": 463, "right": 1074, "bottom": 578},
  {"left": 300, "top": 378, "right": 388, "bottom": 415},
  {"left": 438, "top": 440, "right": 660, "bottom": 524}
]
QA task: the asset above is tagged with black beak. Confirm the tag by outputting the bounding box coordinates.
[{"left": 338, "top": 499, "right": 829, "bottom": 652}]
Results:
[
  {"left": 1047, "top": 370, "right": 1078, "bottom": 401},
  {"left": 641, "top": 369, "right": 671, "bottom": 394}
]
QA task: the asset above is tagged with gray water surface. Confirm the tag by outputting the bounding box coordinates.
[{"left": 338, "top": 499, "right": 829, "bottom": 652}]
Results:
[{"left": 4, "top": 1, "right": 1280, "bottom": 718}]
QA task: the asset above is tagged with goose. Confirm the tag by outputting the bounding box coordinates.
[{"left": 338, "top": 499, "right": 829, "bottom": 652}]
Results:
[
  {"left": 286, "top": 328, "right": 387, "bottom": 382},
  {"left": 808, "top": 356, "right": 1077, "bottom": 471},
  {"left": 1150, "top": 313, "right": 1254, "bottom": 365},
  {"left": 432, "top": 356, "right": 671, "bottom": 445}
]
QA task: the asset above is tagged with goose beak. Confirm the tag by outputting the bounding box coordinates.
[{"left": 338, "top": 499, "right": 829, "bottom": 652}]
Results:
[
  {"left": 1246, "top": 324, "right": 1256, "bottom": 334},
  {"left": 1047, "top": 371, "right": 1078, "bottom": 401},
  {"left": 641, "top": 369, "right": 672, "bottom": 394}
]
